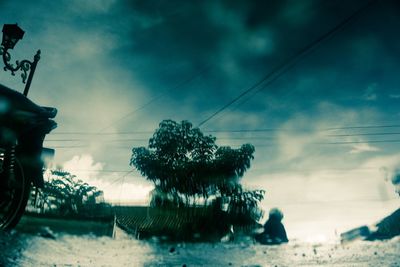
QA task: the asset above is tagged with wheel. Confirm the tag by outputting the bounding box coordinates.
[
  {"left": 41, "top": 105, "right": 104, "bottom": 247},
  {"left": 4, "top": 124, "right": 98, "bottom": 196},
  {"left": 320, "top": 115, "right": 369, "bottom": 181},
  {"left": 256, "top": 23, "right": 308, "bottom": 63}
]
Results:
[{"left": 0, "top": 159, "right": 31, "bottom": 230}]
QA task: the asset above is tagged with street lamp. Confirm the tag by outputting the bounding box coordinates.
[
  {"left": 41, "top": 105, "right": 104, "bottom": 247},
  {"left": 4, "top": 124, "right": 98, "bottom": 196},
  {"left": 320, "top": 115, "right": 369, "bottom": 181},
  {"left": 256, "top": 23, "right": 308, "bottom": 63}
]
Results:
[{"left": 0, "top": 24, "right": 41, "bottom": 97}]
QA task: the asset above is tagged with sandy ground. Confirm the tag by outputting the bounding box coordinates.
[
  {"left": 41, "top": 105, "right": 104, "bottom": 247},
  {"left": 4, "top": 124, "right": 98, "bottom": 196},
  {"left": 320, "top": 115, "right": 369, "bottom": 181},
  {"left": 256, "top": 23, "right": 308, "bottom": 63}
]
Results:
[{"left": 1, "top": 228, "right": 399, "bottom": 267}]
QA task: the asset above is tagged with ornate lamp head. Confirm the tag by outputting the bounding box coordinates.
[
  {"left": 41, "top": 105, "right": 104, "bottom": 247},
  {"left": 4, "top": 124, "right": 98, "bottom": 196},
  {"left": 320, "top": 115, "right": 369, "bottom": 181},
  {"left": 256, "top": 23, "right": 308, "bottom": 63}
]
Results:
[
  {"left": 0, "top": 23, "right": 39, "bottom": 96},
  {"left": 2, "top": 24, "right": 25, "bottom": 50}
]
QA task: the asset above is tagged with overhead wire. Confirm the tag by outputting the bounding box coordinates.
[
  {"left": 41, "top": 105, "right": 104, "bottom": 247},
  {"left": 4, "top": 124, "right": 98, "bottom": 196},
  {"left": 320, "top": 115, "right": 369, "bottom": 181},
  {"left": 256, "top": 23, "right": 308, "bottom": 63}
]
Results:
[
  {"left": 47, "top": 139, "right": 400, "bottom": 149},
  {"left": 45, "top": 126, "right": 400, "bottom": 143},
  {"left": 325, "top": 132, "right": 400, "bottom": 137},
  {"left": 44, "top": 133, "right": 400, "bottom": 143},
  {"left": 96, "top": 65, "right": 212, "bottom": 133},
  {"left": 325, "top": 125, "right": 400, "bottom": 131},
  {"left": 316, "top": 139, "right": 400, "bottom": 145},
  {"left": 51, "top": 123, "right": 400, "bottom": 136},
  {"left": 197, "top": 0, "right": 378, "bottom": 127},
  {"left": 46, "top": 166, "right": 392, "bottom": 177},
  {"left": 47, "top": 1, "right": 392, "bottom": 202}
]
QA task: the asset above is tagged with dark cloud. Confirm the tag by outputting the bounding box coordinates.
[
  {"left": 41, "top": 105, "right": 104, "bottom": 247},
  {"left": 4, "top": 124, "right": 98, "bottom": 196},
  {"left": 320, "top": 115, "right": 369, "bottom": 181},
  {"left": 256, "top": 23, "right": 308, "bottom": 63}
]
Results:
[
  {"left": 0, "top": 0, "right": 399, "bottom": 161},
  {"left": 1, "top": 0, "right": 399, "bottom": 128},
  {"left": 0, "top": 0, "right": 399, "bottom": 210},
  {"left": 100, "top": 0, "right": 400, "bottom": 119}
]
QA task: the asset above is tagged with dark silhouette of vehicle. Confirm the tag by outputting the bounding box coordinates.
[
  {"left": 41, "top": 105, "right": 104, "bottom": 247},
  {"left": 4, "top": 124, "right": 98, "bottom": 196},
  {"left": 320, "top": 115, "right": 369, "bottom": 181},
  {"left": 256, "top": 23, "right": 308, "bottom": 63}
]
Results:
[{"left": 0, "top": 83, "right": 56, "bottom": 230}]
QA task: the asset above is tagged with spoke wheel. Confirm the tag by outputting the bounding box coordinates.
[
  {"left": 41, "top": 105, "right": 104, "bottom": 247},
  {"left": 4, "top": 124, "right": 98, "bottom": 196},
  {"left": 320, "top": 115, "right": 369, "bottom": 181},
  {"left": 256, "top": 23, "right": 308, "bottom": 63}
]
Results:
[{"left": 0, "top": 159, "right": 30, "bottom": 230}]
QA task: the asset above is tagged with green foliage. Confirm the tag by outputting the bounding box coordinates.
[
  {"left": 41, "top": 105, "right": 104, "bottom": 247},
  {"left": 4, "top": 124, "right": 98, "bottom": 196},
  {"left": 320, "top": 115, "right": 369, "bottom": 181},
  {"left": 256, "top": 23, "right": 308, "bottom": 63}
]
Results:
[
  {"left": 131, "top": 120, "right": 256, "bottom": 199},
  {"left": 131, "top": 120, "right": 265, "bottom": 226},
  {"left": 225, "top": 186, "right": 265, "bottom": 225},
  {"left": 31, "top": 169, "right": 104, "bottom": 215},
  {"left": 149, "top": 187, "right": 184, "bottom": 208}
]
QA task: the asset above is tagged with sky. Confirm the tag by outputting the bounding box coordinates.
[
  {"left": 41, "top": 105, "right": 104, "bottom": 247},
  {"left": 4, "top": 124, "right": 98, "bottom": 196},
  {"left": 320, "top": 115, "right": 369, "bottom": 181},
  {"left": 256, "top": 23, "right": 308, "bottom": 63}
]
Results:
[{"left": 0, "top": 0, "right": 400, "bottom": 240}]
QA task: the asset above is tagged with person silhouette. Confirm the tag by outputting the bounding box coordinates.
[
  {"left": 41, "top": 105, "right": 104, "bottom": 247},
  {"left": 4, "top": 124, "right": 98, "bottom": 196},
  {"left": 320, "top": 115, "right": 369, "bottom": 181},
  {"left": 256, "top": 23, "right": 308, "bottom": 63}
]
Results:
[{"left": 256, "top": 208, "right": 288, "bottom": 244}]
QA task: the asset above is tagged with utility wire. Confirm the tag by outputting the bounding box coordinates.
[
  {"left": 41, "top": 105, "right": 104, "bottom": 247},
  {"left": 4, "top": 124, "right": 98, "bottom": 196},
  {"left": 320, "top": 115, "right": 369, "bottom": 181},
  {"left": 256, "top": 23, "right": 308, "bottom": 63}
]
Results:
[
  {"left": 60, "top": 169, "right": 133, "bottom": 173},
  {"left": 250, "top": 166, "right": 384, "bottom": 173},
  {"left": 49, "top": 66, "right": 211, "bottom": 152},
  {"left": 246, "top": 139, "right": 400, "bottom": 147},
  {"left": 46, "top": 138, "right": 149, "bottom": 142},
  {"left": 116, "top": 170, "right": 135, "bottom": 206},
  {"left": 51, "top": 123, "right": 400, "bottom": 136},
  {"left": 316, "top": 139, "right": 400, "bottom": 145},
  {"left": 49, "top": 166, "right": 388, "bottom": 179},
  {"left": 325, "top": 132, "right": 400, "bottom": 137},
  {"left": 49, "top": 139, "right": 400, "bottom": 149},
  {"left": 325, "top": 125, "right": 400, "bottom": 131},
  {"left": 58, "top": 66, "right": 212, "bottom": 153},
  {"left": 197, "top": 0, "right": 377, "bottom": 127},
  {"left": 97, "top": 65, "right": 212, "bottom": 133},
  {"left": 106, "top": 170, "right": 135, "bottom": 188},
  {"left": 97, "top": 94, "right": 165, "bottom": 133},
  {"left": 45, "top": 130, "right": 400, "bottom": 142},
  {"left": 51, "top": 131, "right": 153, "bottom": 135}
]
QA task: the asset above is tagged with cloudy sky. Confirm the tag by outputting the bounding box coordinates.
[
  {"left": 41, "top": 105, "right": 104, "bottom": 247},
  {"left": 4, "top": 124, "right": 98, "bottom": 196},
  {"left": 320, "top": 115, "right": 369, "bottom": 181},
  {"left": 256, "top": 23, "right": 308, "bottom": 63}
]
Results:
[{"left": 1, "top": 0, "right": 399, "bottom": 240}]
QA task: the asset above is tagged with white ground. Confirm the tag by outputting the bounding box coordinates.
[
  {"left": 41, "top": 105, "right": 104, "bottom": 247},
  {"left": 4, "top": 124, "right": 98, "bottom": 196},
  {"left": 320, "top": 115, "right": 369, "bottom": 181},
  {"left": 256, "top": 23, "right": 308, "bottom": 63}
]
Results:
[{"left": 1, "top": 230, "right": 399, "bottom": 267}]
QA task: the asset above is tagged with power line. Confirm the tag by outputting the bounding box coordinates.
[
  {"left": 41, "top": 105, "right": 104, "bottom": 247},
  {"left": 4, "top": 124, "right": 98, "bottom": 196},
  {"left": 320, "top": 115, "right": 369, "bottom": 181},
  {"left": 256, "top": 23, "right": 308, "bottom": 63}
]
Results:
[
  {"left": 50, "top": 123, "right": 400, "bottom": 136},
  {"left": 94, "top": 167, "right": 387, "bottom": 173},
  {"left": 49, "top": 145, "right": 88, "bottom": 148},
  {"left": 45, "top": 137, "right": 276, "bottom": 142},
  {"left": 206, "top": 129, "right": 284, "bottom": 133},
  {"left": 51, "top": 131, "right": 153, "bottom": 135},
  {"left": 316, "top": 139, "right": 400, "bottom": 145},
  {"left": 53, "top": 66, "right": 211, "bottom": 155},
  {"left": 96, "top": 65, "right": 212, "bottom": 133},
  {"left": 60, "top": 169, "right": 133, "bottom": 173},
  {"left": 197, "top": 0, "right": 377, "bottom": 127},
  {"left": 325, "top": 125, "right": 400, "bottom": 131},
  {"left": 48, "top": 139, "right": 400, "bottom": 149},
  {"left": 97, "top": 94, "right": 165, "bottom": 133},
  {"left": 47, "top": 145, "right": 133, "bottom": 149},
  {"left": 245, "top": 140, "right": 400, "bottom": 147},
  {"left": 87, "top": 6, "right": 207, "bottom": 134},
  {"left": 45, "top": 138, "right": 149, "bottom": 142},
  {"left": 326, "top": 132, "right": 400, "bottom": 137},
  {"left": 116, "top": 170, "right": 136, "bottom": 206},
  {"left": 45, "top": 129, "right": 400, "bottom": 143},
  {"left": 58, "top": 163, "right": 393, "bottom": 180},
  {"left": 109, "top": 171, "right": 135, "bottom": 186}
]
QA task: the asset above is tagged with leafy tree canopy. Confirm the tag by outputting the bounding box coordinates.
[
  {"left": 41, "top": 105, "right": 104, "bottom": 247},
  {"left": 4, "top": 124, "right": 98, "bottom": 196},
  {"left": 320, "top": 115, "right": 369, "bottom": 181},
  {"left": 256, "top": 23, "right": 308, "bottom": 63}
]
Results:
[
  {"left": 130, "top": 120, "right": 257, "bottom": 199},
  {"left": 31, "top": 169, "right": 104, "bottom": 215}
]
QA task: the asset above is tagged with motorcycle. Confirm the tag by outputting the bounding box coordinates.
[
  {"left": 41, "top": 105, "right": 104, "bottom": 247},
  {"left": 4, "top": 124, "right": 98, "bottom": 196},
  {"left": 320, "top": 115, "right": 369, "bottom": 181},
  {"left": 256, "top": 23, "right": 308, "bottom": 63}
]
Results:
[{"left": 0, "top": 83, "right": 57, "bottom": 230}]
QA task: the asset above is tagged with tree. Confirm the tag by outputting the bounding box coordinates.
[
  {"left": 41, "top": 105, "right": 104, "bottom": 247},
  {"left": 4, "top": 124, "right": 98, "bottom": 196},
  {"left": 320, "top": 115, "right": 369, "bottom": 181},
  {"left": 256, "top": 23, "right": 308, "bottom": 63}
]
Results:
[
  {"left": 131, "top": 120, "right": 264, "bottom": 223},
  {"left": 30, "top": 169, "right": 104, "bottom": 215}
]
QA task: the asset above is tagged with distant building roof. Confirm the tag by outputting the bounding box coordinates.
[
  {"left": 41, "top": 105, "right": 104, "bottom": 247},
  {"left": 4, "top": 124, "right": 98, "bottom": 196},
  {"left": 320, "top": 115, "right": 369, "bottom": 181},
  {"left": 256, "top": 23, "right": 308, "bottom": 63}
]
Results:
[{"left": 115, "top": 206, "right": 212, "bottom": 236}]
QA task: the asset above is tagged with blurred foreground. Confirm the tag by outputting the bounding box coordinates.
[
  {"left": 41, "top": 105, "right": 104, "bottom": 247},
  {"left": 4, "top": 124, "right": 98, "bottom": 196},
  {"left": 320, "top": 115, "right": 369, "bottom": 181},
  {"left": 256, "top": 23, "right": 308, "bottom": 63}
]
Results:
[{"left": 1, "top": 228, "right": 399, "bottom": 267}]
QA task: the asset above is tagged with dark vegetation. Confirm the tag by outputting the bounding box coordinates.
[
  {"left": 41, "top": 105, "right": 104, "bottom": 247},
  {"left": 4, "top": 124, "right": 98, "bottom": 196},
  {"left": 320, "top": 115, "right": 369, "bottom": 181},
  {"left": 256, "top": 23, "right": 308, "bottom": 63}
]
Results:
[
  {"left": 27, "top": 169, "right": 112, "bottom": 218},
  {"left": 9, "top": 169, "right": 115, "bottom": 237},
  {"left": 129, "top": 120, "right": 265, "bottom": 240}
]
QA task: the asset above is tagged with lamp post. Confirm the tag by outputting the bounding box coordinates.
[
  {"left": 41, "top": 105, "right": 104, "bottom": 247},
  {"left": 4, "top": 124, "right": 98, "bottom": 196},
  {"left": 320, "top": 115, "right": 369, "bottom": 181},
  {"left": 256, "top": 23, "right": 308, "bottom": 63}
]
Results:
[{"left": 0, "top": 24, "right": 40, "bottom": 97}]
